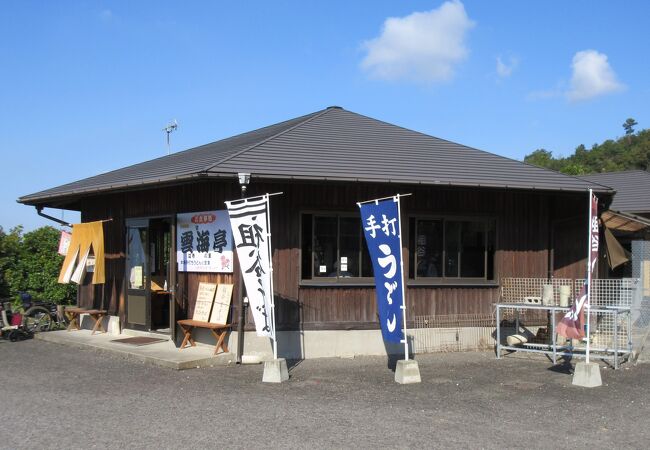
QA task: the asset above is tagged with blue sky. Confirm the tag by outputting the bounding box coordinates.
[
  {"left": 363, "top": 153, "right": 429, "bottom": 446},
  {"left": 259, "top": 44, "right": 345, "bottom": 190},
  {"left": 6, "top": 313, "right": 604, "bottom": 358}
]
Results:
[{"left": 2, "top": 1, "right": 649, "bottom": 231}]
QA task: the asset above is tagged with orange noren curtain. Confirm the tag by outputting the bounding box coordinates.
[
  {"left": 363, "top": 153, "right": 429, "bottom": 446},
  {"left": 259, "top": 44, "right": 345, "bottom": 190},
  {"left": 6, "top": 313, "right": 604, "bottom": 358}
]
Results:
[{"left": 58, "top": 221, "right": 105, "bottom": 284}]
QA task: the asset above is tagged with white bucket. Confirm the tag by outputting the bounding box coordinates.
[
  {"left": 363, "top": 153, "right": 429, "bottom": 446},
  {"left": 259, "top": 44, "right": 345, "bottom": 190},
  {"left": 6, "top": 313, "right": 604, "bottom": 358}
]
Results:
[
  {"left": 542, "top": 284, "right": 554, "bottom": 306},
  {"left": 559, "top": 285, "right": 571, "bottom": 307}
]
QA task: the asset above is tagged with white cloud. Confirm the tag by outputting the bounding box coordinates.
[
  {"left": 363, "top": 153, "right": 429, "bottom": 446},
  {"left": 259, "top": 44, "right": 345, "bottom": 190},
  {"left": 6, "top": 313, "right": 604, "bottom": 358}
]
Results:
[
  {"left": 567, "top": 50, "right": 624, "bottom": 101},
  {"left": 496, "top": 56, "right": 518, "bottom": 78},
  {"left": 360, "top": 1, "right": 475, "bottom": 83}
]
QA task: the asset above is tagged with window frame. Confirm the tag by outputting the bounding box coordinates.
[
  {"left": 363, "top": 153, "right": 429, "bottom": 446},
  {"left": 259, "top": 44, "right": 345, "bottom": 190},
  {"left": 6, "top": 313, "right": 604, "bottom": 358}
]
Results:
[
  {"left": 300, "top": 211, "right": 375, "bottom": 286},
  {"left": 408, "top": 214, "right": 497, "bottom": 284}
]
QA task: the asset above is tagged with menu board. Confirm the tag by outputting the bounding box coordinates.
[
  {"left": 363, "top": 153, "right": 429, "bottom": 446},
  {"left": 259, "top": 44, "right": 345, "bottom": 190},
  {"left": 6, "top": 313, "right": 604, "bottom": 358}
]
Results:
[
  {"left": 209, "top": 284, "right": 233, "bottom": 325},
  {"left": 193, "top": 282, "right": 217, "bottom": 322}
]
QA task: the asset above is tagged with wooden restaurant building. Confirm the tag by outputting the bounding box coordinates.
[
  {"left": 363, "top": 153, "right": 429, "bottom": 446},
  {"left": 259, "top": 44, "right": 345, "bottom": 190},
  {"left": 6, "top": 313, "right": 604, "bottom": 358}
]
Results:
[{"left": 18, "top": 106, "right": 614, "bottom": 358}]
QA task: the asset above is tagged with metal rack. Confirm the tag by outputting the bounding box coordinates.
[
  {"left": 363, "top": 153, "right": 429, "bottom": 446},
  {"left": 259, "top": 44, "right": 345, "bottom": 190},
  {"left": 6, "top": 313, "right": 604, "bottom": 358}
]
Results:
[{"left": 495, "top": 303, "right": 632, "bottom": 369}]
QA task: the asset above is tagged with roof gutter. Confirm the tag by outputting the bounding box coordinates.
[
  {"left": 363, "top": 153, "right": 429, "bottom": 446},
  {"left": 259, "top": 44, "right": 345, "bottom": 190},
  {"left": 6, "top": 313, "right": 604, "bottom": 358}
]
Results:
[
  {"left": 18, "top": 172, "right": 221, "bottom": 206},
  {"left": 606, "top": 209, "right": 650, "bottom": 228},
  {"left": 231, "top": 172, "right": 616, "bottom": 195},
  {"left": 19, "top": 169, "right": 615, "bottom": 206}
]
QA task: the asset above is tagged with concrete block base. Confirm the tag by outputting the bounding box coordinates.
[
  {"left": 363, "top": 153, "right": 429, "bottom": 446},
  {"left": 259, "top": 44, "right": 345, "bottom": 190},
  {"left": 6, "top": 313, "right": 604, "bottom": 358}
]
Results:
[
  {"left": 263, "top": 358, "right": 289, "bottom": 383},
  {"left": 241, "top": 354, "right": 262, "bottom": 365},
  {"left": 572, "top": 362, "right": 602, "bottom": 388},
  {"left": 395, "top": 359, "right": 421, "bottom": 384}
]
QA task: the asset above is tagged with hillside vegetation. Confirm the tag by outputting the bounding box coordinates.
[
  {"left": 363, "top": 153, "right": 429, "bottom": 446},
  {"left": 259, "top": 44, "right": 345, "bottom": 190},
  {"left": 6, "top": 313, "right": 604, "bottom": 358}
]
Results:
[{"left": 524, "top": 118, "right": 650, "bottom": 175}]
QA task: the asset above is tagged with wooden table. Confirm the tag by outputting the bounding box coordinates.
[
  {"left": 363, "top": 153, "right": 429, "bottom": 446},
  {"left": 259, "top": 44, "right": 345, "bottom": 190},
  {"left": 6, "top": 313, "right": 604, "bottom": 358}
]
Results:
[
  {"left": 65, "top": 307, "right": 107, "bottom": 335},
  {"left": 177, "top": 319, "right": 231, "bottom": 355}
]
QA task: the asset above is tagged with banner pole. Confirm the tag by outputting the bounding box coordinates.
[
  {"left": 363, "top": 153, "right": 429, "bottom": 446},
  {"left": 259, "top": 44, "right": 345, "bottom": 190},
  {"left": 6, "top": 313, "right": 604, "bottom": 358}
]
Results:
[
  {"left": 586, "top": 189, "right": 593, "bottom": 364},
  {"left": 227, "top": 192, "right": 283, "bottom": 206},
  {"left": 358, "top": 193, "right": 412, "bottom": 206},
  {"left": 395, "top": 195, "right": 409, "bottom": 361},
  {"left": 265, "top": 194, "right": 278, "bottom": 360}
]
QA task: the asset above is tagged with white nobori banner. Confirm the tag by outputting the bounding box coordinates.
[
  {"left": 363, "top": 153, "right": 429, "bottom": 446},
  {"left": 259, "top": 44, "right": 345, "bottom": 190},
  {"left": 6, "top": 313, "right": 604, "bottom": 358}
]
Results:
[{"left": 226, "top": 196, "right": 275, "bottom": 338}]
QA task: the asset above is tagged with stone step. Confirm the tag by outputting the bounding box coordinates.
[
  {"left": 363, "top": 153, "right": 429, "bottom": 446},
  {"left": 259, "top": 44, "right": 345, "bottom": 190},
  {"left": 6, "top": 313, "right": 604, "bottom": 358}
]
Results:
[{"left": 121, "top": 328, "right": 172, "bottom": 340}]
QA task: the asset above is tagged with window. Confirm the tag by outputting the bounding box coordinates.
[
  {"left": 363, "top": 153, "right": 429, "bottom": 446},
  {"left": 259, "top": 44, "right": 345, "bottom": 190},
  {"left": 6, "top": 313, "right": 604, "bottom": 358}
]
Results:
[
  {"left": 409, "top": 217, "right": 495, "bottom": 281},
  {"left": 301, "top": 213, "right": 373, "bottom": 281}
]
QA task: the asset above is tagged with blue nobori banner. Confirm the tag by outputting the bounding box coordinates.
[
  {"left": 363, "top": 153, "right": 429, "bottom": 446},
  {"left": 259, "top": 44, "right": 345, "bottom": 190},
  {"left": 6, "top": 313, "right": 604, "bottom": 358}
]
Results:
[{"left": 359, "top": 196, "right": 405, "bottom": 343}]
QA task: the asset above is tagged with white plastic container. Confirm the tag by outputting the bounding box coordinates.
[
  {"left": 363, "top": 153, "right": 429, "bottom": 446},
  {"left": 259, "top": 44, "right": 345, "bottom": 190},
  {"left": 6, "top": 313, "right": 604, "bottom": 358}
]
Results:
[
  {"left": 542, "top": 284, "right": 554, "bottom": 306},
  {"left": 559, "top": 285, "right": 571, "bottom": 307}
]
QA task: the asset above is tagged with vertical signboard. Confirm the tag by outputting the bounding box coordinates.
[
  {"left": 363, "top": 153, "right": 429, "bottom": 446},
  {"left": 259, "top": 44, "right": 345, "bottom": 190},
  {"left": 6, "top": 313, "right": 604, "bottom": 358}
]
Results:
[
  {"left": 226, "top": 197, "right": 274, "bottom": 338},
  {"left": 359, "top": 197, "right": 405, "bottom": 344}
]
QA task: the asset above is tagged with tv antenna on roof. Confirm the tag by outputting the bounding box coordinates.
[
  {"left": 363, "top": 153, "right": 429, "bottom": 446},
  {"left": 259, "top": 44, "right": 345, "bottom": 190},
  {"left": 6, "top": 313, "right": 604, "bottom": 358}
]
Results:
[{"left": 163, "top": 120, "right": 178, "bottom": 155}]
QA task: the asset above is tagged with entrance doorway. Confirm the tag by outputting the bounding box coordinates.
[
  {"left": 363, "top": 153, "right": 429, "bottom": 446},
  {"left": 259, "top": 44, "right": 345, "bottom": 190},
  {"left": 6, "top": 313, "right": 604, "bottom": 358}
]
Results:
[{"left": 125, "top": 217, "right": 176, "bottom": 338}]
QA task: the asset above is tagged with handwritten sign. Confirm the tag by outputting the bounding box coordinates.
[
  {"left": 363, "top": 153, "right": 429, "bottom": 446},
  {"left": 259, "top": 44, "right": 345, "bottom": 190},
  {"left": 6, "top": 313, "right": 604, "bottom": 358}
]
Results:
[
  {"left": 209, "top": 284, "right": 233, "bottom": 324},
  {"left": 193, "top": 282, "right": 217, "bottom": 322}
]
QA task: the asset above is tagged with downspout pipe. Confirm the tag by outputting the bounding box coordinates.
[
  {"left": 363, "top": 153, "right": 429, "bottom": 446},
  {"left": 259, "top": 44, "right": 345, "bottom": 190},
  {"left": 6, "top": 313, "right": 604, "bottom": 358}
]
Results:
[{"left": 36, "top": 206, "right": 72, "bottom": 227}]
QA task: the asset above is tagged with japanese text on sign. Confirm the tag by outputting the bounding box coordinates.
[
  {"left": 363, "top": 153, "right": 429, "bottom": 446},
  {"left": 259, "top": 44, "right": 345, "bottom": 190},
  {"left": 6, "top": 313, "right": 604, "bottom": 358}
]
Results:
[
  {"left": 359, "top": 198, "right": 404, "bottom": 343},
  {"left": 176, "top": 210, "right": 233, "bottom": 273}
]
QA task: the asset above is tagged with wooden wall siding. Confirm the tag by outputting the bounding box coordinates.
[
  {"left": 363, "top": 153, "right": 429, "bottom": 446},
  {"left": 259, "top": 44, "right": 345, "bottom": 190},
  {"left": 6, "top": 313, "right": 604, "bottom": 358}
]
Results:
[
  {"left": 73, "top": 179, "right": 596, "bottom": 331},
  {"left": 408, "top": 287, "right": 500, "bottom": 317},
  {"left": 177, "top": 273, "right": 234, "bottom": 318},
  {"left": 552, "top": 216, "right": 586, "bottom": 279}
]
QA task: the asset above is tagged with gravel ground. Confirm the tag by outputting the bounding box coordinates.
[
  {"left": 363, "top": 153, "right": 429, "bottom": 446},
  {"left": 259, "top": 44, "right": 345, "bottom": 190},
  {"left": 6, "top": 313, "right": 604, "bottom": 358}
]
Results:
[{"left": 0, "top": 338, "right": 648, "bottom": 449}]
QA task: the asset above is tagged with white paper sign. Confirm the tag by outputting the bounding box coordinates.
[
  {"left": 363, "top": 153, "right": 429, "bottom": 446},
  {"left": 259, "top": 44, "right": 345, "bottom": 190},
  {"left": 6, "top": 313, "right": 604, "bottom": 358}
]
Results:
[
  {"left": 177, "top": 210, "right": 233, "bottom": 273},
  {"left": 86, "top": 256, "right": 96, "bottom": 273},
  {"left": 58, "top": 231, "right": 72, "bottom": 256},
  {"left": 193, "top": 282, "right": 217, "bottom": 322},
  {"left": 209, "top": 284, "right": 233, "bottom": 324},
  {"left": 226, "top": 197, "right": 274, "bottom": 338}
]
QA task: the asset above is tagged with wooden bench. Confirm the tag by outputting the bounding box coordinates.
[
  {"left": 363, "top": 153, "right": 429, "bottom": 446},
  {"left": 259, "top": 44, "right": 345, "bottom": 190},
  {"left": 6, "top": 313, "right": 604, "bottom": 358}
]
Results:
[
  {"left": 177, "top": 319, "right": 231, "bottom": 355},
  {"left": 65, "top": 307, "right": 107, "bottom": 335}
]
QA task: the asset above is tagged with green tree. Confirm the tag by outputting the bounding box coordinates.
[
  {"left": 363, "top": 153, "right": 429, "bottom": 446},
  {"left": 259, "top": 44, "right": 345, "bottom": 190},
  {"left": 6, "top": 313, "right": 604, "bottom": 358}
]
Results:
[
  {"left": 1, "top": 225, "right": 77, "bottom": 304},
  {"left": 560, "top": 163, "right": 588, "bottom": 175},
  {"left": 0, "top": 226, "right": 23, "bottom": 299},
  {"left": 623, "top": 118, "right": 638, "bottom": 136},
  {"left": 524, "top": 149, "right": 554, "bottom": 167}
]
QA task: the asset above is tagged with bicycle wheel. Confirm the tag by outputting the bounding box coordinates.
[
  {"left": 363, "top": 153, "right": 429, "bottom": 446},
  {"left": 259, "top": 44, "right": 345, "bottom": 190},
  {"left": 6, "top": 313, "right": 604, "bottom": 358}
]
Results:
[{"left": 23, "top": 306, "right": 52, "bottom": 332}]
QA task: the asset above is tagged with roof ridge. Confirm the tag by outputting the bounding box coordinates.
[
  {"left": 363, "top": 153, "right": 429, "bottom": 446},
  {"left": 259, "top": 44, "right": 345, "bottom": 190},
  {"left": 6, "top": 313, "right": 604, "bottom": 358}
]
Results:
[{"left": 202, "top": 107, "right": 332, "bottom": 173}]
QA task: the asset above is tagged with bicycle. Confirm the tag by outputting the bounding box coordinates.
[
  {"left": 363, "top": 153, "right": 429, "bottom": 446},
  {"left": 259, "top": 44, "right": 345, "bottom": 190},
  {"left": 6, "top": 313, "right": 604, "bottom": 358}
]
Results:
[{"left": 19, "top": 293, "right": 69, "bottom": 333}]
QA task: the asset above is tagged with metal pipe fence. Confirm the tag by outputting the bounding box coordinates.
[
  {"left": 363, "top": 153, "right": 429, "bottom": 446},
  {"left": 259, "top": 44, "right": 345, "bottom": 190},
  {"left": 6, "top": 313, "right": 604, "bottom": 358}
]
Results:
[
  {"left": 412, "top": 277, "right": 647, "bottom": 363},
  {"left": 495, "top": 277, "right": 641, "bottom": 367},
  {"left": 500, "top": 277, "right": 574, "bottom": 306},
  {"left": 412, "top": 314, "right": 495, "bottom": 353},
  {"left": 495, "top": 303, "right": 630, "bottom": 367}
]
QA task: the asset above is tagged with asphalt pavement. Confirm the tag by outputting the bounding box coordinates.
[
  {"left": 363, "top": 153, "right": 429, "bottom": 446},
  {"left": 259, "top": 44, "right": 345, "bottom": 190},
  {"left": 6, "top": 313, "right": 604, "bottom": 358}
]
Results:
[{"left": 0, "top": 338, "right": 648, "bottom": 449}]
